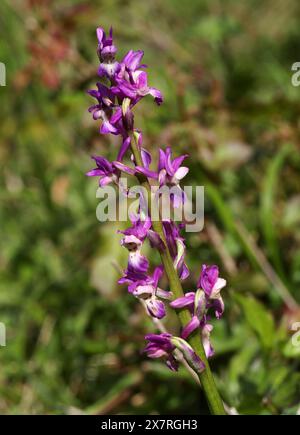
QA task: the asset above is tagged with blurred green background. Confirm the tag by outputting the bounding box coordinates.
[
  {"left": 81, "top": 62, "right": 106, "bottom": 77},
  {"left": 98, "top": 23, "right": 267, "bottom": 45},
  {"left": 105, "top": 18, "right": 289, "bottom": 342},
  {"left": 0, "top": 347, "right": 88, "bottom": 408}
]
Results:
[{"left": 1, "top": 0, "right": 300, "bottom": 415}]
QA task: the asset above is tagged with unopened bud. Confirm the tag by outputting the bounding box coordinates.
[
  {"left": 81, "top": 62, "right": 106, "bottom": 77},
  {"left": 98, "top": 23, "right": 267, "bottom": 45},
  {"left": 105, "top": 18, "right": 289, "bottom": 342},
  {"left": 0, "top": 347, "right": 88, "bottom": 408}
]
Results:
[
  {"left": 171, "top": 336, "right": 205, "bottom": 373},
  {"left": 122, "top": 98, "right": 134, "bottom": 131}
]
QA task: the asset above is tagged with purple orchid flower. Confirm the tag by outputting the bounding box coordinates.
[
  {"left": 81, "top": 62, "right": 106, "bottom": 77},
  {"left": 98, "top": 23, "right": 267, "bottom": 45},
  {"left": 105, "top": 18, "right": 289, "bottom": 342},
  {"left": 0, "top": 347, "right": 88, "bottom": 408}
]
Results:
[
  {"left": 136, "top": 147, "right": 189, "bottom": 208},
  {"left": 113, "top": 70, "right": 163, "bottom": 105},
  {"left": 158, "top": 147, "right": 189, "bottom": 208},
  {"left": 119, "top": 214, "right": 151, "bottom": 276},
  {"left": 103, "top": 107, "right": 133, "bottom": 161},
  {"left": 170, "top": 290, "right": 214, "bottom": 358},
  {"left": 86, "top": 156, "right": 118, "bottom": 187},
  {"left": 118, "top": 213, "right": 172, "bottom": 320},
  {"left": 119, "top": 245, "right": 149, "bottom": 280},
  {"left": 144, "top": 333, "right": 205, "bottom": 373},
  {"left": 102, "top": 110, "right": 150, "bottom": 163},
  {"left": 118, "top": 214, "right": 153, "bottom": 284},
  {"left": 144, "top": 333, "right": 178, "bottom": 371},
  {"left": 170, "top": 290, "right": 207, "bottom": 340},
  {"left": 96, "top": 27, "right": 120, "bottom": 78},
  {"left": 87, "top": 83, "right": 119, "bottom": 134},
  {"left": 197, "top": 264, "right": 226, "bottom": 319},
  {"left": 122, "top": 50, "right": 146, "bottom": 73},
  {"left": 86, "top": 155, "right": 135, "bottom": 187},
  {"left": 111, "top": 50, "right": 163, "bottom": 105},
  {"left": 127, "top": 265, "right": 171, "bottom": 319},
  {"left": 118, "top": 262, "right": 149, "bottom": 286},
  {"left": 120, "top": 214, "right": 152, "bottom": 240},
  {"left": 158, "top": 147, "right": 189, "bottom": 185},
  {"left": 170, "top": 266, "right": 226, "bottom": 358},
  {"left": 87, "top": 91, "right": 132, "bottom": 162}
]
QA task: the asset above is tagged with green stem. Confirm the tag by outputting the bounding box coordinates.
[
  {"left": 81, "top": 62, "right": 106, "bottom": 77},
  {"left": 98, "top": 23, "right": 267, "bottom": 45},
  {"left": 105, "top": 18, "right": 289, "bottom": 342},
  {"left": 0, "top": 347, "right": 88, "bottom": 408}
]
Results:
[{"left": 129, "top": 133, "right": 226, "bottom": 415}]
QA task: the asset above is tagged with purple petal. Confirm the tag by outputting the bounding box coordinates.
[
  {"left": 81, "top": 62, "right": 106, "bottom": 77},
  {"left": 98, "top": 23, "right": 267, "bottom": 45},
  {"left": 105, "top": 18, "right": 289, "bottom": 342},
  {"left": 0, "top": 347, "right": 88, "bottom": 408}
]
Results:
[
  {"left": 136, "top": 131, "right": 143, "bottom": 149},
  {"left": 174, "top": 166, "right": 189, "bottom": 181},
  {"left": 165, "top": 147, "right": 175, "bottom": 176},
  {"left": 172, "top": 190, "right": 184, "bottom": 208},
  {"left": 120, "top": 234, "right": 142, "bottom": 251},
  {"left": 113, "top": 161, "right": 135, "bottom": 175},
  {"left": 135, "top": 166, "right": 158, "bottom": 179},
  {"left": 141, "top": 148, "right": 152, "bottom": 168},
  {"left": 115, "top": 80, "right": 137, "bottom": 99},
  {"left": 181, "top": 315, "right": 200, "bottom": 340},
  {"left": 158, "top": 169, "right": 167, "bottom": 186},
  {"left": 128, "top": 251, "right": 149, "bottom": 274},
  {"left": 122, "top": 50, "right": 144, "bottom": 71},
  {"left": 137, "top": 217, "right": 152, "bottom": 239},
  {"left": 102, "top": 45, "right": 117, "bottom": 58},
  {"left": 110, "top": 108, "right": 122, "bottom": 125},
  {"left": 92, "top": 155, "right": 114, "bottom": 173},
  {"left": 156, "top": 288, "right": 173, "bottom": 300},
  {"left": 158, "top": 149, "right": 166, "bottom": 172},
  {"left": 92, "top": 109, "right": 103, "bottom": 120},
  {"left": 147, "top": 230, "right": 165, "bottom": 252},
  {"left": 86, "top": 168, "right": 104, "bottom": 177},
  {"left": 148, "top": 87, "right": 163, "bottom": 105},
  {"left": 96, "top": 27, "right": 105, "bottom": 45},
  {"left": 99, "top": 176, "right": 113, "bottom": 187},
  {"left": 172, "top": 154, "right": 189, "bottom": 172},
  {"left": 118, "top": 265, "right": 148, "bottom": 286},
  {"left": 96, "top": 82, "right": 109, "bottom": 95},
  {"left": 88, "top": 104, "right": 99, "bottom": 113},
  {"left": 211, "top": 297, "right": 224, "bottom": 319},
  {"left": 117, "top": 136, "right": 131, "bottom": 161},
  {"left": 198, "top": 265, "right": 219, "bottom": 296},
  {"left": 194, "top": 289, "right": 206, "bottom": 320},
  {"left": 132, "top": 284, "right": 153, "bottom": 298},
  {"left": 144, "top": 345, "right": 166, "bottom": 359},
  {"left": 100, "top": 120, "right": 118, "bottom": 134},
  {"left": 170, "top": 292, "right": 195, "bottom": 309},
  {"left": 152, "top": 265, "right": 164, "bottom": 288},
  {"left": 166, "top": 355, "right": 179, "bottom": 371},
  {"left": 202, "top": 324, "right": 214, "bottom": 358},
  {"left": 179, "top": 263, "right": 190, "bottom": 280},
  {"left": 87, "top": 89, "right": 99, "bottom": 99},
  {"left": 135, "top": 71, "right": 148, "bottom": 90},
  {"left": 146, "top": 298, "right": 166, "bottom": 319},
  {"left": 145, "top": 333, "right": 173, "bottom": 350},
  {"left": 98, "top": 62, "right": 120, "bottom": 78}
]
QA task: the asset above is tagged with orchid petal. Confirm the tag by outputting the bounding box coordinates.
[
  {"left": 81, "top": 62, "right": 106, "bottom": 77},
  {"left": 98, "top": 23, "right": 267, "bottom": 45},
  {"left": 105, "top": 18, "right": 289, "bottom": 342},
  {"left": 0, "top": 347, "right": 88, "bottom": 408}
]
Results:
[
  {"left": 148, "top": 87, "right": 163, "bottom": 105},
  {"left": 135, "top": 166, "right": 158, "bottom": 179},
  {"left": 112, "top": 161, "right": 135, "bottom": 175},
  {"left": 170, "top": 292, "right": 195, "bottom": 309},
  {"left": 152, "top": 265, "right": 164, "bottom": 288},
  {"left": 174, "top": 166, "right": 189, "bottom": 181}
]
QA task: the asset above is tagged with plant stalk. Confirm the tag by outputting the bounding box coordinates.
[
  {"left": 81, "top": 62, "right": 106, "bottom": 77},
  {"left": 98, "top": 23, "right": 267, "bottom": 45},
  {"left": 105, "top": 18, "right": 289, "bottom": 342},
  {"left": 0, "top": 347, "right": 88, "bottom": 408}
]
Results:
[{"left": 129, "top": 132, "right": 226, "bottom": 415}]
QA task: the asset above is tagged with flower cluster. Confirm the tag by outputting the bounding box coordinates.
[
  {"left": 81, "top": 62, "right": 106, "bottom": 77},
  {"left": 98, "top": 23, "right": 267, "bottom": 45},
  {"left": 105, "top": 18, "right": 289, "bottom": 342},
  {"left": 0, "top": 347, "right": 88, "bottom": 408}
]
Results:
[
  {"left": 170, "top": 265, "right": 226, "bottom": 358},
  {"left": 86, "top": 27, "right": 226, "bottom": 374}
]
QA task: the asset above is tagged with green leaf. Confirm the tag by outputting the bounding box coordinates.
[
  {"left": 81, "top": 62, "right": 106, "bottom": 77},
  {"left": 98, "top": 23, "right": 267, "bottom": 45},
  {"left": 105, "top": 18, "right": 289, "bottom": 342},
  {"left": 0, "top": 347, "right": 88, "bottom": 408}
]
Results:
[
  {"left": 260, "top": 145, "right": 291, "bottom": 278},
  {"left": 234, "top": 294, "right": 275, "bottom": 349}
]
